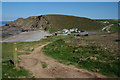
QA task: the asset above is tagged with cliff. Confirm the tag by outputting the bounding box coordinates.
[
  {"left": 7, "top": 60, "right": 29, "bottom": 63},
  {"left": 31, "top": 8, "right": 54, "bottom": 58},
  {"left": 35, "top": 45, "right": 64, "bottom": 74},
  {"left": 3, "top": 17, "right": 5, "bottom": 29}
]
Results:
[{"left": 2, "top": 14, "right": 105, "bottom": 38}]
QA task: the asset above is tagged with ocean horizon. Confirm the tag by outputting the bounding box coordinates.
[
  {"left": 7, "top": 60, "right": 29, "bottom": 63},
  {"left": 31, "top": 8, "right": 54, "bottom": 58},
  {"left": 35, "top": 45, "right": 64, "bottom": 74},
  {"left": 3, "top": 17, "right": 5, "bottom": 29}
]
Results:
[{"left": 0, "top": 21, "right": 7, "bottom": 26}]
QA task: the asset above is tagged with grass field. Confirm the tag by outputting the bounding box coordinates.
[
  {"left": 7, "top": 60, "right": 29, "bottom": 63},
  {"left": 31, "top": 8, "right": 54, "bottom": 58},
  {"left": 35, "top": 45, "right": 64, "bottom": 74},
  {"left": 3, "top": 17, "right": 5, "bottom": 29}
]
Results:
[
  {"left": 2, "top": 41, "right": 43, "bottom": 78},
  {"left": 95, "top": 19, "right": 120, "bottom": 32},
  {"left": 43, "top": 34, "right": 120, "bottom": 77},
  {"left": 2, "top": 35, "right": 68, "bottom": 60},
  {"left": 44, "top": 15, "right": 105, "bottom": 32},
  {"left": 2, "top": 60, "right": 31, "bottom": 78},
  {"left": 1, "top": 31, "right": 120, "bottom": 78},
  {"left": 1, "top": 35, "right": 68, "bottom": 78},
  {"left": 2, "top": 41, "right": 47, "bottom": 78}
]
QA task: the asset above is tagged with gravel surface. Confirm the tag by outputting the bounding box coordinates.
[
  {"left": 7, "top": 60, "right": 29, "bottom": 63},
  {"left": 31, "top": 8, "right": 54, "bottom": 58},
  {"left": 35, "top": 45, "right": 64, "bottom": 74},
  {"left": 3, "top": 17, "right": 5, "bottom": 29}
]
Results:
[{"left": 2, "top": 30, "right": 51, "bottom": 42}]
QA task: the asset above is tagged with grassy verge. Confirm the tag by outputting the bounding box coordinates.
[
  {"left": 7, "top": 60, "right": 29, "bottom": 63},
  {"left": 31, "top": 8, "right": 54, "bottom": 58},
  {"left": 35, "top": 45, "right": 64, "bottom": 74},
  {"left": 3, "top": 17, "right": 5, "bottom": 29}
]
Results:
[
  {"left": 2, "top": 60, "right": 31, "bottom": 78},
  {"left": 2, "top": 32, "right": 119, "bottom": 78},
  {"left": 2, "top": 40, "right": 49, "bottom": 59},
  {"left": 1, "top": 35, "right": 67, "bottom": 78},
  {"left": 43, "top": 38, "right": 120, "bottom": 77},
  {"left": 2, "top": 41, "right": 44, "bottom": 78}
]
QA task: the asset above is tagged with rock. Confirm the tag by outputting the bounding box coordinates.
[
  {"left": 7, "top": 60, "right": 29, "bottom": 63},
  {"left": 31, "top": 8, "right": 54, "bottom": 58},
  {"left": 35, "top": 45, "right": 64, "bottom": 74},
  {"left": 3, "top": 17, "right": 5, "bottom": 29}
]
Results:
[
  {"left": 29, "top": 47, "right": 34, "bottom": 51},
  {"left": 90, "top": 56, "right": 97, "bottom": 60},
  {"left": 80, "top": 58, "right": 84, "bottom": 61},
  {"left": 4, "top": 74, "right": 7, "bottom": 75},
  {"left": 105, "top": 48, "right": 107, "bottom": 50},
  {"left": 96, "top": 69, "right": 100, "bottom": 72},
  {"left": 9, "top": 60, "right": 14, "bottom": 65},
  {"left": 8, "top": 76, "right": 11, "bottom": 78},
  {"left": 73, "top": 49, "right": 79, "bottom": 53},
  {"left": 102, "top": 35, "right": 107, "bottom": 37},
  {"left": 2, "top": 15, "right": 49, "bottom": 38}
]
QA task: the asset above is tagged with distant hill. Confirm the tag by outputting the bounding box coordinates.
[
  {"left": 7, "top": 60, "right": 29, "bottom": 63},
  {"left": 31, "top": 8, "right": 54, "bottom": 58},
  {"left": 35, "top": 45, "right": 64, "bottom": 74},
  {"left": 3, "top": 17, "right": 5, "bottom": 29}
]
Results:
[
  {"left": 2, "top": 14, "right": 105, "bottom": 37},
  {"left": 43, "top": 14, "right": 105, "bottom": 32},
  {"left": 95, "top": 19, "right": 120, "bottom": 31}
]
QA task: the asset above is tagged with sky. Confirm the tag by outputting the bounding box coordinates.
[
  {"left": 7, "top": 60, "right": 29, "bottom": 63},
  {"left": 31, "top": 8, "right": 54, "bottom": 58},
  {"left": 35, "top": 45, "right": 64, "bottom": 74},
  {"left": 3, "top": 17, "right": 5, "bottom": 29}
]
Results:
[{"left": 1, "top": 2, "right": 118, "bottom": 21}]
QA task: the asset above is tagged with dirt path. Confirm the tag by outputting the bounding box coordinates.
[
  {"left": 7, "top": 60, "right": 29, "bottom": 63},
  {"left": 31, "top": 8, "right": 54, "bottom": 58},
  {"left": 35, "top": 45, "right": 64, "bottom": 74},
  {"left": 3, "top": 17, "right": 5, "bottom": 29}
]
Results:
[{"left": 19, "top": 42, "right": 107, "bottom": 78}]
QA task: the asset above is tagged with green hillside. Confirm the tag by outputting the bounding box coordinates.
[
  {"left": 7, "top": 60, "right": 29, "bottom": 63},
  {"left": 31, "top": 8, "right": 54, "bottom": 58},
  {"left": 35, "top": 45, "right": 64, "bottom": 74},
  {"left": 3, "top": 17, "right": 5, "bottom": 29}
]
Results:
[
  {"left": 43, "top": 14, "right": 105, "bottom": 32},
  {"left": 3, "top": 14, "right": 106, "bottom": 37}
]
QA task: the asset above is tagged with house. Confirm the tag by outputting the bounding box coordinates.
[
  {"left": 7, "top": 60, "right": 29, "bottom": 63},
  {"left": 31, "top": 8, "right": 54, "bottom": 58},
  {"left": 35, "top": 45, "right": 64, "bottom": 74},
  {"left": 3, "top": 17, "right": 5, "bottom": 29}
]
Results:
[
  {"left": 103, "top": 21, "right": 109, "bottom": 24},
  {"left": 70, "top": 29, "right": 75, "bottom": 32},
  {"left": 100, "top": 21, "right": 109, "bottom": 24},
  {"left": 69, "top": 28, "right": 78, "bottom": 33},
  {"left": 73, "top": 28, "right": 78, "bottom": 33},
  {"left": 55, "top": 28, "right": 88, "bottom": 36},
  {"left": 62, "top": 29, "right": 69, "bottom": 34}
]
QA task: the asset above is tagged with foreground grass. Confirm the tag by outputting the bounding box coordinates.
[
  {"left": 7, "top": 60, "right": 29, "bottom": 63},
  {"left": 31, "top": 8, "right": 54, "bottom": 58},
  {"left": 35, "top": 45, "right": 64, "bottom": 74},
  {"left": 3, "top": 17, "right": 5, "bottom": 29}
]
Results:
[
  {"left": 2, "top": 41, "right": 45, "bottom": 78},
  {"left": 2, "top": 60, "right": 31, "bottom": 78},
  {"left": 2, "top": 41, "right": 38, "bottom": 78},
  {"left": 2, "top": 33, "right": 119, "bottom": 78},
  {"left": 1, "top": 35, "right": 67, "bottom": 78},
  {"left": 2, "top": 39, "right": 53, "bottom": 59},
  {"left": 2, "top": 40, "right": 47, "bottom": 78},
  {"left": 43, "top": 38, "right": 120, "bottom": 77}
]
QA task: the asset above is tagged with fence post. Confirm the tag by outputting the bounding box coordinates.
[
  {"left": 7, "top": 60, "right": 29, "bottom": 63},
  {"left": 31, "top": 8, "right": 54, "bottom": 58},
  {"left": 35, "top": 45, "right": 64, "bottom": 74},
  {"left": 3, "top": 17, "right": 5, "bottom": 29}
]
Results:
[{"left": 13, "top": 42, "right": 19, "bottom": 70}]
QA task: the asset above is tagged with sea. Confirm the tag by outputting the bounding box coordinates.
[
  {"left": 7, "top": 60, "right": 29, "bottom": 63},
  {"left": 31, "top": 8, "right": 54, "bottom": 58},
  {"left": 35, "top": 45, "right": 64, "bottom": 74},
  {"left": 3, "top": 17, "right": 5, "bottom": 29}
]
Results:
[{"left": 0, "top": 21, "right": 7, "bottom": 26}]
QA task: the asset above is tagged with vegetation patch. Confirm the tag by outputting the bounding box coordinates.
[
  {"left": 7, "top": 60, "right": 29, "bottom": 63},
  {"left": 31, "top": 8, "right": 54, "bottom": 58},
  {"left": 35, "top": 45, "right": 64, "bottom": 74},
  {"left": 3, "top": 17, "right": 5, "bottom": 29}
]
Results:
[
  {"left": 2, "top": 60, "right": 31, "bottom": 78},
  {"left": 2, "top": 32, "right": 119, "bottom": 78},
  {"left": 2, "top": 41, "right": 44, "bottom": 60},
  {"left": 44, "top": 15, "right": 105, "bottom": 32},
  {"left": 2, "top": 35, "right": 67, "bottom": 78},
  {"left": 2, "top": 41, "right": 46, "bottom": 78},
  {"left": 43, "top": 38, "right": 120, "bottom": 77},
  {"left": 41, "top": 61, "right": 48, "bottom": 68}
]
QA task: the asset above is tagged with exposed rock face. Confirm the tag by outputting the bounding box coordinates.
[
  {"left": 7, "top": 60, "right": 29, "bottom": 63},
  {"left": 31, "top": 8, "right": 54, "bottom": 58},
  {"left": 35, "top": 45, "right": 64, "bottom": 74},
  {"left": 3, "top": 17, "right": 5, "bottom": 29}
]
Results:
[
  {"left": 2, "top": 15, "right": 49, "bottom": 38},
  {"left": 2, "top": 14, "right": 105, "bottom": 38}
]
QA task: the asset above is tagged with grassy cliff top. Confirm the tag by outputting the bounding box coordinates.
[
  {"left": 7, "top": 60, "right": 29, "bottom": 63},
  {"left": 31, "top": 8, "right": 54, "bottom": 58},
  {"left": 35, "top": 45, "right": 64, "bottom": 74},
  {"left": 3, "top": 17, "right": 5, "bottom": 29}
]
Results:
[
  {"left": 43, "top": 14, "right": 105, "bottom": 32},
  {"left": 4, "top": 14, "right": 106, "bottom": 33}
]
